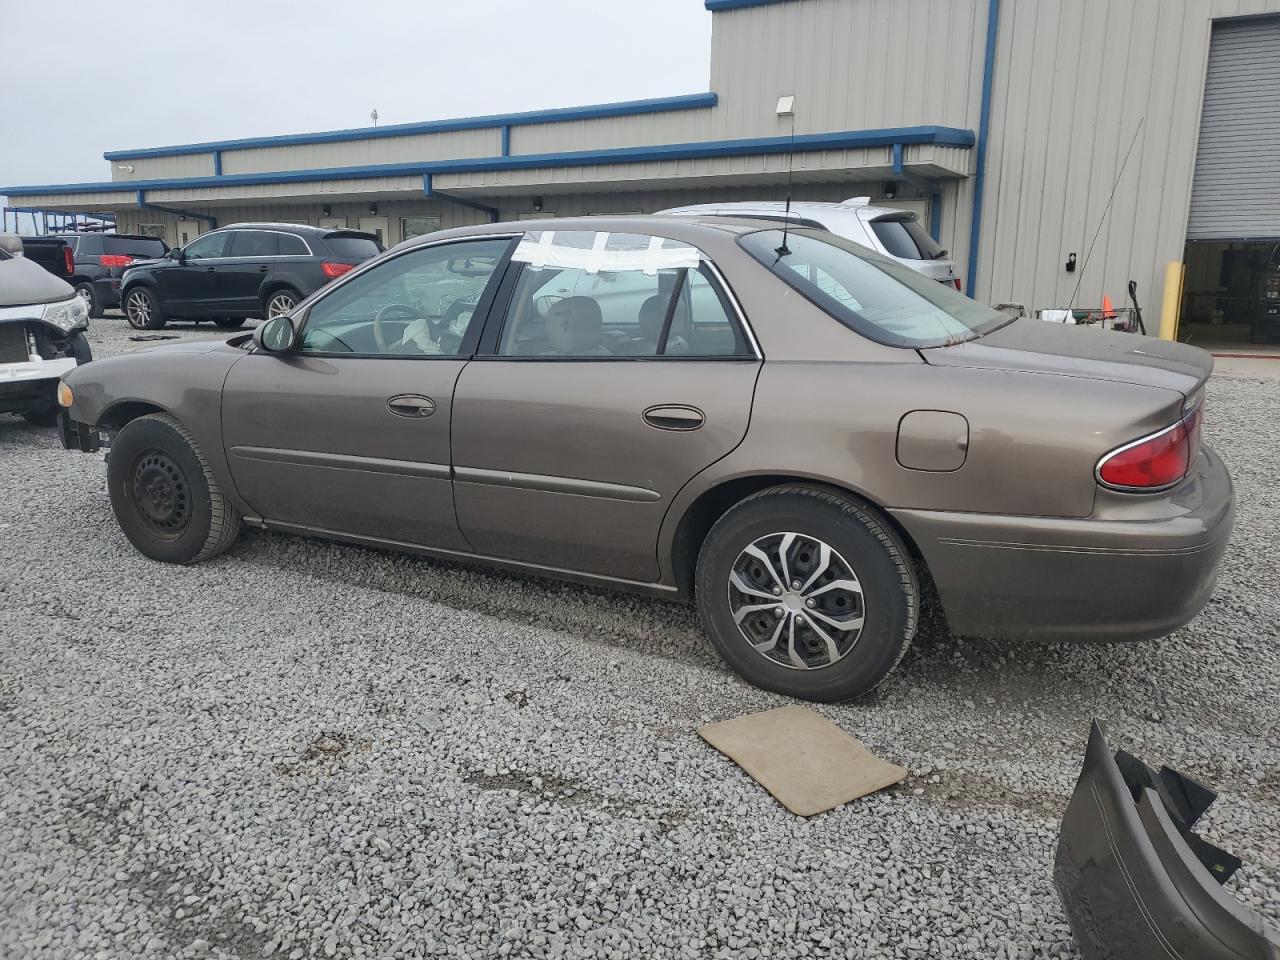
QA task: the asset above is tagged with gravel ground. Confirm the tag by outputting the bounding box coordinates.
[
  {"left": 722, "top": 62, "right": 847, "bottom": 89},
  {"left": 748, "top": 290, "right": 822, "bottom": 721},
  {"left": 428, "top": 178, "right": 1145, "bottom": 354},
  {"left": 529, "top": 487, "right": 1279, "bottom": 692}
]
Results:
[{"left": 2, "top": 316, "right": 1278, "bottom": 960}]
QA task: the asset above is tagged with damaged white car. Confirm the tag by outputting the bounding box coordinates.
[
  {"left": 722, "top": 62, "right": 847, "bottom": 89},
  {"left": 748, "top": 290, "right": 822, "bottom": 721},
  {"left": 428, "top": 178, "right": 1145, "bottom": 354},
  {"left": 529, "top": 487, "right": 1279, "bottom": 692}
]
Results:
[{"left": 0, "top": 233, "right": 92, "bottom": 426}]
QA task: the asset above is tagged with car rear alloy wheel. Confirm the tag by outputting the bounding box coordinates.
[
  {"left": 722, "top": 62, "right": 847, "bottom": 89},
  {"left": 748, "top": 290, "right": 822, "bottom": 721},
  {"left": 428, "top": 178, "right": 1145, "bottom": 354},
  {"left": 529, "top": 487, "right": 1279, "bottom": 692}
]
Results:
[
  {"left": 696, "top": 485, "right": 918, "bottom": 702},
  {"left": 74, "top": 282, "right": 101, "bottom": 318},
  {"left": 124, "top": 288, "right": 165, "bottom": 330},
  {"left": 728, "top": 532, "right": 865, "bottom": 670},
  {"left": 265, "top": 291, "right": 297, "bottom": 318},
  {"left": 108, "top": 413, "right": 242, "bottom": 564}
]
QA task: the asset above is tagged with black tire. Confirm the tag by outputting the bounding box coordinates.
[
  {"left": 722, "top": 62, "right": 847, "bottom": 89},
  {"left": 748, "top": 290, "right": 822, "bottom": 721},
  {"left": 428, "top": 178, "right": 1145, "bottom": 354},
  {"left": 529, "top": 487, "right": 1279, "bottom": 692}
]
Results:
[
  {"left": 22, "top": 403, "right": 60, "bottom": 427},
  {"left": 107, "top": 413, "right": 242, "bottom": 564},
  {"left": 68, "top": 331, "right": 92, "bottom": 365},
  {"left": 124, "top": 286, "right": 166, "bottom": 330},
  {"left": 74, "top": 282, "right": 102, "bottom": 318},
  {"left": 695, "top": 484, "right": 918, "bottom": 702},
  {"left": 262, "top": 287, "right": 302, "bottom": 320},
  {"left": 214, "top": 318, "right": 247, "bottom": 329}
]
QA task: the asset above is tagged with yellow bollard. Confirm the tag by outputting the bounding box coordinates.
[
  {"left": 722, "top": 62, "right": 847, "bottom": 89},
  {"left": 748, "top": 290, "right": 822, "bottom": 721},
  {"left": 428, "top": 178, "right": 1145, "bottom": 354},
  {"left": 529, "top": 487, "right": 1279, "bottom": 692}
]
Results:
[{"left": 1158, "top": 261, "right": 1185, "bottom": 341}]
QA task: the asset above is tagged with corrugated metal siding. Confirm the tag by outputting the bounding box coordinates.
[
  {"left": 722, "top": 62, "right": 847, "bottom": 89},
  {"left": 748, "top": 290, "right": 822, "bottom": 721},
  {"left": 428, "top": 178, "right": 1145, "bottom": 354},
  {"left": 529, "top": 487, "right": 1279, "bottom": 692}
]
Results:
[
  {"left": 145, "top": 176, "right": 423, "bottom": 205},
  {"left": 219, "top": 129, "right": 500, "bottom": 176},
  {"left": 508, "top": 109, "right": 716, "bottom": 155},
  {"left": 14, "top": 190, "right": 137, "bottom": 208},
  {"left": 1187, "top": 15, "right": 1280, "bottom": 239},
  {"left": 110, "top": 153, "right": 215, "bottom": 182},
  {"left": 707, "top": 0, "right": 987, "bottom": 138},
  {"left": 975, "top": 0, "right": 1280, "bottom": 312}
]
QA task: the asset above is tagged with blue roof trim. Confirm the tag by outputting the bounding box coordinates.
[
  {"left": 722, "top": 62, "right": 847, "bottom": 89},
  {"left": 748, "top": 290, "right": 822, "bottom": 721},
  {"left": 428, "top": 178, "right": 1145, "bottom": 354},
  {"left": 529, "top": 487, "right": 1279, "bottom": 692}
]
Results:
[
  {"left": 705, "top": 0, "right": 798, "bottom": 10},
  {"left": 102, "top": 92, "right": 720, "bottom": 161},
  {"left": 5, "top": 126, "right": 974, "bottom": 197}
]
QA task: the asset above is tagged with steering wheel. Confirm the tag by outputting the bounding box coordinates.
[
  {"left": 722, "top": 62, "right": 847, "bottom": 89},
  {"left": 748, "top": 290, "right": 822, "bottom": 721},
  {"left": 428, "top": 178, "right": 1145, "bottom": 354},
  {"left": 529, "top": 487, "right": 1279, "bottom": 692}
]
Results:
[
  {"left": 372, "top": 303, "right": 425, "bottom": 353},
  {"left": 429, "top": 300, "right": 474, "bottom": 355}
]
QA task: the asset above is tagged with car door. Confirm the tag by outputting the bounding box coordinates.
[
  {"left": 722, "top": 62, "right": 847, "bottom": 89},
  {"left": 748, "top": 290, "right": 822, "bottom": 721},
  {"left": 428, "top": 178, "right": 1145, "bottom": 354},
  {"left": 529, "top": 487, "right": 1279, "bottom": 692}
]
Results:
[
  {"left": 159, "top": 230, "right": 233, "bottom": 316},
  {"left": 222, "top": 229, "right": 279, "bottom": 313},
  {"left": 221, "top": 234, "right": 518, "bottom": 548},
  {"left": 452, "top": 228, "right": 762, "bottom": 582}
]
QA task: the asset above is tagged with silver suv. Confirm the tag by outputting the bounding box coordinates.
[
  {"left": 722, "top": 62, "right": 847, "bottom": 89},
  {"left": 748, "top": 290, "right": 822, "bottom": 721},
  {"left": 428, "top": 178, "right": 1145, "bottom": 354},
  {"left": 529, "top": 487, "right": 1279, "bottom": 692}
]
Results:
[{"left": 657, "top": 198, "right": 961, "bottom": 291}]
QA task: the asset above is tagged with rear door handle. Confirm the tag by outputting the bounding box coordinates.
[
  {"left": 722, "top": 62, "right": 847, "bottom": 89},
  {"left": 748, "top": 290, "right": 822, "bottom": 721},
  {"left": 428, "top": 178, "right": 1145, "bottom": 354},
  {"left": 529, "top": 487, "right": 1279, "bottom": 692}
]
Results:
[
  {"left": 387, "top": 394, "right": 436, "bottom": 418},
  {"left": 643, "top": 404, "right": 704, "bottom": 431},
  {"left": 258, "top": 265, "right": 269, "bottom": 272}
]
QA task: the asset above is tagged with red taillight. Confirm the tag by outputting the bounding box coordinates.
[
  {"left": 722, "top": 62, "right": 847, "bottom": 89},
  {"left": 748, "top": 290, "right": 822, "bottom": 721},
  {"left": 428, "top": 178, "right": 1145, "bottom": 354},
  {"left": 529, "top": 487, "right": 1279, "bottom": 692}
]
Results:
[
  {"left": 64, "top": 247, "right": 75, "bottom": 273},
  {"left": 953, "top": 277, "right": 963, "bottom": 293},
  {"left": 100, "top": 254, "right": 132, "bottom": 268},
  {"left": 321, "top": 262, "right": 353, "bottom": 279},
  {"left": 1097, "top": 406, "right": 1202, "bottom": 490}
]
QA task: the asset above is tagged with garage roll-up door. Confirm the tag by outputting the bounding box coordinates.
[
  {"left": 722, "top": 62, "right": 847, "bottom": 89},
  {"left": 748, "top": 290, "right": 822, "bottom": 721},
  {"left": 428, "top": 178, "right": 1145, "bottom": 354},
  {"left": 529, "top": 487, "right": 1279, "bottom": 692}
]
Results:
[{"left": 1187, "top": 16, "right": 1280, "bottom": 241}]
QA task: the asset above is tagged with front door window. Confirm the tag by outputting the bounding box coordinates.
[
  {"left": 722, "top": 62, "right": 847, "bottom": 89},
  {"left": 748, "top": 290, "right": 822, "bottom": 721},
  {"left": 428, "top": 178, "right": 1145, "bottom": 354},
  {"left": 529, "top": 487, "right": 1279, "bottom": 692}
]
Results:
[
  {"left": 298, "top": 237, "right": 514, "bottom": 357},
  {"left": 182, "top": 232, "right": 231, "bottom": 260}
]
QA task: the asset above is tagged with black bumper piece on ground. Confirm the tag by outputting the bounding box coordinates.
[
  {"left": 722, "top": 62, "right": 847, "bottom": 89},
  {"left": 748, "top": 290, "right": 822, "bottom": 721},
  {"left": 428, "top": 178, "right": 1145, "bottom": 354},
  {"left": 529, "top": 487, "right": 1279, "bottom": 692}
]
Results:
[
  {"left": 1055, "top": 721, "right": 1279, "bottom": 960},
  {"left": 57, "top": 411, "right": 100, "bottom": 453}
]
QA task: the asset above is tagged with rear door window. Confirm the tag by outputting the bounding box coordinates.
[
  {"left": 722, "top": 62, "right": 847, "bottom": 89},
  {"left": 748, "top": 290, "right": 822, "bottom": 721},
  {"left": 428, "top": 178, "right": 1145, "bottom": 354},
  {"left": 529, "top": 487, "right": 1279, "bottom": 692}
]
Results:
[
  {"left": 868, "top": 216, "right": 945, "bottom": 261},
  {"left": 230, "top": 231, "right": 279, "bottom": 258},
  {"left": 324, "top": 234, "right": 382, "bottom": 260},
  {"left": 277, "top": 233, "right": 309, "bottom": 256}
]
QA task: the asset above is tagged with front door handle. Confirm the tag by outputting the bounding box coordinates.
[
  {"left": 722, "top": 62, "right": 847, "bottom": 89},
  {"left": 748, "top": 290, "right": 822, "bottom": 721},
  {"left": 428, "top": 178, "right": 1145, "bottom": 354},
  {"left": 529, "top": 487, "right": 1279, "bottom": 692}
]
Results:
[
  {"left": 387, "top": 394, "right": 436, "bottom": 418},
  {"left": 258, "top": 265, "right": 269, "bottom": 272},
  {"left": 643, "top": 404, "right": 704, "bottom": 431}
]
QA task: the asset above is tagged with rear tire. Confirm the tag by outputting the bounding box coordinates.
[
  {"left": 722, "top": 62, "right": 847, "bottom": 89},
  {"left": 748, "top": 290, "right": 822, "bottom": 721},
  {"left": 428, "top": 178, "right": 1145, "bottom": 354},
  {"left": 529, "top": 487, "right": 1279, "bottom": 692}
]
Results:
[
  {"left": 263, "top": 288, "right": 301, "bottom": 320},
  {"left": 74, "top": 282, "right": 102, "bottom": 318},
  {"left": 695, "top": 484, "right": 918, "bottom": 702},
  {"left": 107, "top": 413, "right": 242, "bottom": 564},
  {"left": 124, "top": 287, "right": 166, "bottom": 330}
]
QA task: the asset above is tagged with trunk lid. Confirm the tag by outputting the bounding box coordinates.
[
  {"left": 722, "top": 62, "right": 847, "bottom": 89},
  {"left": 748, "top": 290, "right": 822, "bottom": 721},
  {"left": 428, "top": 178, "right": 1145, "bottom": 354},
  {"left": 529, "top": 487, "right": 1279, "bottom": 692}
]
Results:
[{"left": 924, "top": 318, "right": 1211, "bottom": 398}]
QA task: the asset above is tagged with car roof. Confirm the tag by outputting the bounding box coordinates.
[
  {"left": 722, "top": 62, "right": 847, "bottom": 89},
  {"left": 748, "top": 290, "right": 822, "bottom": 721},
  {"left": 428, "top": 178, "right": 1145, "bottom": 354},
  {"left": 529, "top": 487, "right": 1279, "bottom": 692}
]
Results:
[
  {"left": 413, "top": 214, "right": 777, "bottom": 245},
  {"left": 217, "top": 222, "right": 333, "bottom": 235}
]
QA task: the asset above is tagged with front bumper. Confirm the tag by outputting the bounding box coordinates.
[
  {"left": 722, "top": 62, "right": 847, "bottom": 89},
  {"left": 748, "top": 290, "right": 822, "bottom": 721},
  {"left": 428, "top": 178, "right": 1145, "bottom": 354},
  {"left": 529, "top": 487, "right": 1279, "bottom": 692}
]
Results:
[
  {"left": 0, "top": 356, "right": 77, "bottom": 387},
  {"left": 57, "top": 410, "right": 101, "bottom": 452},
  {"left": 1055, "top": 722, "right": 1279, "bottom": 960},
  {"left": 891, "top": 443, "right": 1235, "bottom": 642}
]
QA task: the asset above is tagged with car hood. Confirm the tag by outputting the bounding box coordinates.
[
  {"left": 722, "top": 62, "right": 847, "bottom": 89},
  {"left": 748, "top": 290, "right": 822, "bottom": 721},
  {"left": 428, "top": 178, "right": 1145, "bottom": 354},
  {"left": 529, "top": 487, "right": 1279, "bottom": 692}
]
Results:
[
  {"left": 923, "top": 318, "right": 1212, "bottom": 397},
  {"left": 0, "top": 255, "right": 75, "bottom": 306}
]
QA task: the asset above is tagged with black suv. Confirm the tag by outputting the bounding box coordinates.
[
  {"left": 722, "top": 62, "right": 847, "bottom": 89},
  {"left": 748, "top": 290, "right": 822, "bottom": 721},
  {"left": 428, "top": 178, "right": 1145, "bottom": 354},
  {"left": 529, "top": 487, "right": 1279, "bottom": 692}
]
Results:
[
  {"left": 119, "top": 223, "right": 382, "bottom": 330},
  {"left": 62, "top": 233, "right": 170, "bottom": 317}
]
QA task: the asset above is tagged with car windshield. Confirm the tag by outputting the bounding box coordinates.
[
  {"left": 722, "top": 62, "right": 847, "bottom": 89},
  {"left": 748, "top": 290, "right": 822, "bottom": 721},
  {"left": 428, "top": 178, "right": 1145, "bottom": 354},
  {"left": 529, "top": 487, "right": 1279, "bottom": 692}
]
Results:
[{"left": 739, "top": 228, "right": 1006, "bottom": 347}]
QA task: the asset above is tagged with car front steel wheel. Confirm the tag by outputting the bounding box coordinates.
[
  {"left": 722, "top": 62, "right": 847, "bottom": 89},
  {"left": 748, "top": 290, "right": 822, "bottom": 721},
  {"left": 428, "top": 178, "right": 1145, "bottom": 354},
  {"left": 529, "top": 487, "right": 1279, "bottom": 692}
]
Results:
[
  {"left": 728, "top": 532, "right": 866, "bottom": 670},
  {"left": 265, "top": 291, "right": 297, "bottom": 318}
]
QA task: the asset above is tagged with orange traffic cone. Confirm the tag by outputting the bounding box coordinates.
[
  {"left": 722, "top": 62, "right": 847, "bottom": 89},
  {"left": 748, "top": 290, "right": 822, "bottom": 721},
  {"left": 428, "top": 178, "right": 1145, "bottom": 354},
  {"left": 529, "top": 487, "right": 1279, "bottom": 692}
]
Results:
[{"left": 1102, "top": 294, "right": 1116, "bottom": 319}]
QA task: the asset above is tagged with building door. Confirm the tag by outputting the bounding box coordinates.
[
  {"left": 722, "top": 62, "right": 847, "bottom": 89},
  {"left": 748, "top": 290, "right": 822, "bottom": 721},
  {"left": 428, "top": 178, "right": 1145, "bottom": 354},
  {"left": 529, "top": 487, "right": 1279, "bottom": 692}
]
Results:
[
  {"left": 358, "top": 216, "right": 389, "bottom": 246},
  {"left": 176, "top": 220, "right": 203, "bottom": 246},
  {"left": 1184, "top": 16, "right": 1280, "bottom": 345}
]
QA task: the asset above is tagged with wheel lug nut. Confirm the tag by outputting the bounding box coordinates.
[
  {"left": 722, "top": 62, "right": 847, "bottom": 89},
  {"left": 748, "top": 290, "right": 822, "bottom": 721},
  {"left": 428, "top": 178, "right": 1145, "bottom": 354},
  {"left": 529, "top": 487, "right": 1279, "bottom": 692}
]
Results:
[
  {"left": 774, "top": 607, "right": 784, "bottom": 618},
  {"left": 791, "top": 580, "right": 801, "bottom": 589},
  {"left": 806, "top": 599, "right": 815, "bottom": 608},
  {"left": 772, "top": 586, "right": 782, "bottom": 595}
]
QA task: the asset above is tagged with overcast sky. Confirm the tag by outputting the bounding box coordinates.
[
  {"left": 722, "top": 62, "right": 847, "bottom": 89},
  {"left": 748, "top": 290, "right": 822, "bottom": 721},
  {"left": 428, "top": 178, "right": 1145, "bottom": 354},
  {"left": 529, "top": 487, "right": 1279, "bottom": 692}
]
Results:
[{"left": 0, "top": 0, "right": 711, "bottom": 201}]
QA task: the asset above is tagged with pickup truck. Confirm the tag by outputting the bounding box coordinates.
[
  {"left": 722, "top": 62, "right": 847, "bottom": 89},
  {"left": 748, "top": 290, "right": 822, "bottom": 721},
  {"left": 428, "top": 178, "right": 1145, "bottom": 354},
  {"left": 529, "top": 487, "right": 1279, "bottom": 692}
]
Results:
[
  {"left": 0, "top": 234, "right": 92, "bottom": 425},
  {"left": 17, "top": 235, "right": 75, "bottom": 283}
]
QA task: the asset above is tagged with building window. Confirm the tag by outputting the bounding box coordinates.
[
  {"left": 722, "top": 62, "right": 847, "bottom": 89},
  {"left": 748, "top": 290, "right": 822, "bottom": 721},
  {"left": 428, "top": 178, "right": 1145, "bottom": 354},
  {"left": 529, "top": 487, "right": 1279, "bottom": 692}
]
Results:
[
  {"left": 139, "top": 223, "right": 165, "bottom": 239},
  {"left": 401, "top": 216, "right": 442, "bottom": 242}
]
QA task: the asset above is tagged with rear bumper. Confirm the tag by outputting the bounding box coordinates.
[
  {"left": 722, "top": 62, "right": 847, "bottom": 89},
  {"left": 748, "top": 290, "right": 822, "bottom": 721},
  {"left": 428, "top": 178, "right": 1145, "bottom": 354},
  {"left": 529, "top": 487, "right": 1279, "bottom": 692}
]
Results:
[
  {"left": 891, "top": 443, "right": 1234, "bottom": 642},
  {"left": 1055, "top": 722, "right": 1279, "bottom": 960},
  {"left": 91, "top": 277, "right": 122, "bottom": 308}
]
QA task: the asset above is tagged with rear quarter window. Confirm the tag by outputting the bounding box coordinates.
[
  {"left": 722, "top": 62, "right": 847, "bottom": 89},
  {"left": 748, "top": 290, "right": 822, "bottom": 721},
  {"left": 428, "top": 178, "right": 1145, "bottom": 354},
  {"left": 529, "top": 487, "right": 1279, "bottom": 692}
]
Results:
[
  {"left": 324, "top": 235, "right": 382, "bottom": 261},
  {"left": 278, "top": 234, "right": 309, "bottom": 256}
]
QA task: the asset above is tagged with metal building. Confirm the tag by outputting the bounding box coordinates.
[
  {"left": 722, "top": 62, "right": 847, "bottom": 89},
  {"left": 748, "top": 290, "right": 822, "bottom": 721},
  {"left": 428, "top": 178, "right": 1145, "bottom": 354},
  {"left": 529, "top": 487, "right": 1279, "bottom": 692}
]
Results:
[{"left": 5, "top": 0, "right": 1280, "bottom": 340}]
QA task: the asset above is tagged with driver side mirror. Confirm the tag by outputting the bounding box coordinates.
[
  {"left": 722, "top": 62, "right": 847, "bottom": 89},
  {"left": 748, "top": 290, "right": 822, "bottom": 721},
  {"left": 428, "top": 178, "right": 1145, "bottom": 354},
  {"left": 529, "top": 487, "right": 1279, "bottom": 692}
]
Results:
[
  {"left": 255, "top": 314, "right": 298, "bottom": 353},
  {"left": 170, "top": 247, "right": 184, "bottom": 262}
]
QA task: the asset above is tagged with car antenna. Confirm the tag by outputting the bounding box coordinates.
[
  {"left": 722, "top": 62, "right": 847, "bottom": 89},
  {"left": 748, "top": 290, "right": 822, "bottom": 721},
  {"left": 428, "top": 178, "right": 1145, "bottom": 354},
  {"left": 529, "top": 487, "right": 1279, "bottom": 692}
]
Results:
[
  {"left": 774, "top": 96, "right": 797, "bottom": 258},
  {"left": 1068, "top": 116, "right": 1145, "bottom": 310}
]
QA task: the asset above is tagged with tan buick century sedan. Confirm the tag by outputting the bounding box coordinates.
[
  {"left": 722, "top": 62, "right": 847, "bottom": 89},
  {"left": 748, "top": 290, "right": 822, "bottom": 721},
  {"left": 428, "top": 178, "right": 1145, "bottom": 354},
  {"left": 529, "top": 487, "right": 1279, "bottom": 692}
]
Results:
[{"left": 57, "top": 216, "right": 1234, "bottom": 701}]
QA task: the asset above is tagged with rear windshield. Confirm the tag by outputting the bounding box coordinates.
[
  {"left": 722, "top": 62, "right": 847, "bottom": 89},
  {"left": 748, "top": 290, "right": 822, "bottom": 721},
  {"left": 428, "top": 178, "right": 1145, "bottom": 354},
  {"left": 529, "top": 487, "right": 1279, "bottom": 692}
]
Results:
[
  {"left": 324, "top": 234, "right": 382, "bottom": 260},
  {"left": 105, "top": 236, "right": 168, "bottom": 258},
  {"left": 869, "top": 216, "right": 946, "bottom": 261},
  {"left": 739, "top": 228, "right": 1004, "bottom": 348}
]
